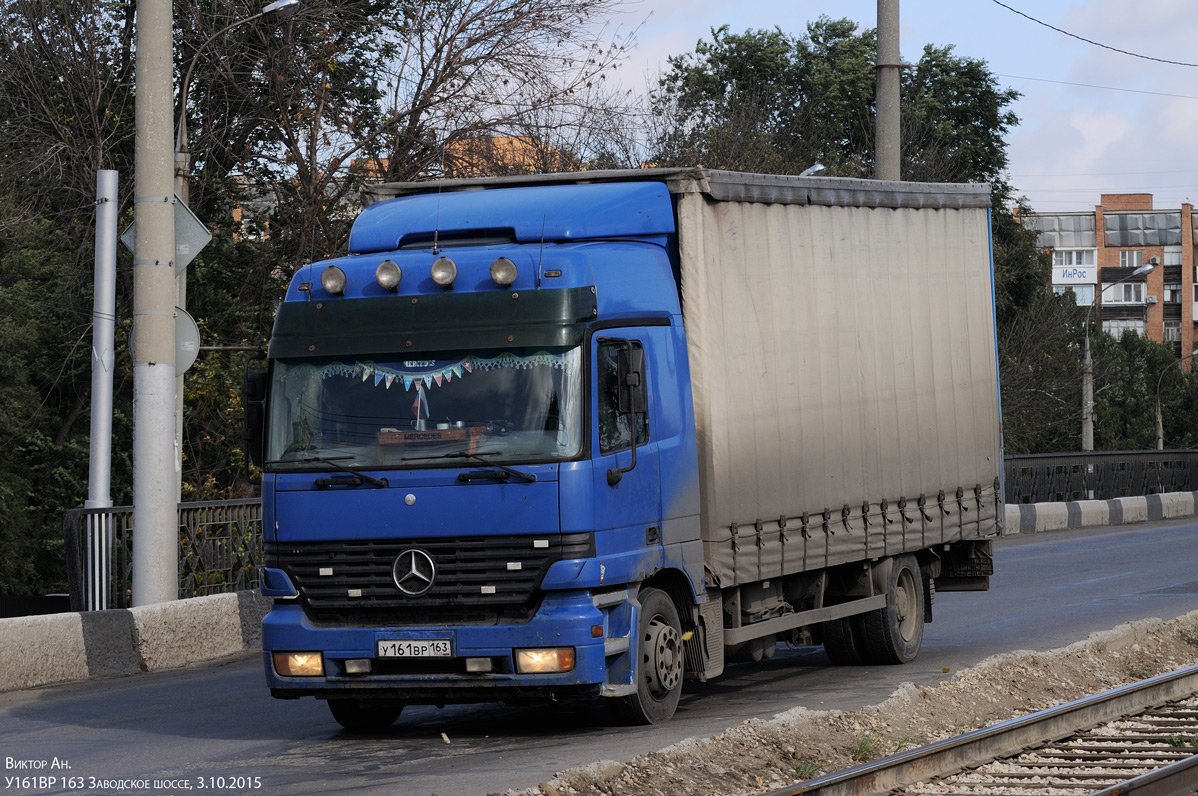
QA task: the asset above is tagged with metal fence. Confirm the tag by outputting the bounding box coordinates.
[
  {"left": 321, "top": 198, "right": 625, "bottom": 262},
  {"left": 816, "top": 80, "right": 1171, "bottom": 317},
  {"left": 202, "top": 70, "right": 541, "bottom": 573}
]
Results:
[
  {"left": 63, "top": 499, "right": 262, "bottom": 611},
  {"left": 1004, "top": 451, "right": 1198, "bottom": 504},
  {"left": 60, "top": 453, "right": 1198, "bottom": 609}
]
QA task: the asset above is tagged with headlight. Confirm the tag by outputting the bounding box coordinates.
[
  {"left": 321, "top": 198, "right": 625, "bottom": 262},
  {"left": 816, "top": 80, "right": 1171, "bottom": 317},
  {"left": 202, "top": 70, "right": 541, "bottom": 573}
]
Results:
[
  {"left": 320, "top": 266, "right": 347, "bottom": 295},
  {"left": 489, "top": 257, "right": 517, "bottom": 287},
  {"left": 515, "top": 647, "right": 575, "bottom": 673},
  {"left": 273, "top": 652, "right": 324, "bottom": 677},
  {"left": 431, "top": 256, "right": 457, "bottom": 287},
  {"left": 376, "top": 259, "right": 402, "bottom": 291}
]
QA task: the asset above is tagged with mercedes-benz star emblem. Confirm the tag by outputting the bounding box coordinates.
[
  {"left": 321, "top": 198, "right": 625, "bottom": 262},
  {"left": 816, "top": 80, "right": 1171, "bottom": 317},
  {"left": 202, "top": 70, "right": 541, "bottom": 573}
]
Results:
[{"left": 392, "top": 548, "right": 436, "bottom": 596}]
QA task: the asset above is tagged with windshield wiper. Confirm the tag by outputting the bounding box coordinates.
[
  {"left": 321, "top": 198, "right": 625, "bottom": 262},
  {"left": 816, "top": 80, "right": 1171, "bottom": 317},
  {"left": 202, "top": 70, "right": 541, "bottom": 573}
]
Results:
[
  {"left": 402, "top": 451, "right": 537, "bottom": 483},
  {"left": 265, "top": 455, "right": 389, "bottom": 488}
]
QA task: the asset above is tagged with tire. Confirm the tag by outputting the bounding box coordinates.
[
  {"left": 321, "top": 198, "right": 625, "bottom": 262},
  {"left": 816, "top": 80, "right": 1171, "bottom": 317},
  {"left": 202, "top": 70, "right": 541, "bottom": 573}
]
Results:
[
  {"left": 616, "top": 587, "right": 684, "bottom": 725},
  {"left": 861, "top": 554, "right": 924, "bottom": 664},
  {"left": 327, "top": 699, "right": 403, "bottom": 732},
  {"left": 822, "top": 615, "right": 867, "bottom": 665}
]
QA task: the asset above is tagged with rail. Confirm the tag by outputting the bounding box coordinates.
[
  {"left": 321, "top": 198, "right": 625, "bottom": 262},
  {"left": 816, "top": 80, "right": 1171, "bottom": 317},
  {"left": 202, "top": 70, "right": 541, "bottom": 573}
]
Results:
[
  {"left": 1004, "top": 450, "right": 1198, "bottom": 504},
  {"left": 768, "top": 664, "right": 1198, "bottom": 796},
  {"left": 62, "top": 500, "right": 262, "bottom": 611}
]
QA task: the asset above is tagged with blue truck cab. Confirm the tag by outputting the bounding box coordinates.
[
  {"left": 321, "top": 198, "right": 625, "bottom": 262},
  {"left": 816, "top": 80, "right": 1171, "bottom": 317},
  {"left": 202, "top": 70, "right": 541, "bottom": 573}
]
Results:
[{"left": 254, "top": 178, "right": 706, "bottom": 727}]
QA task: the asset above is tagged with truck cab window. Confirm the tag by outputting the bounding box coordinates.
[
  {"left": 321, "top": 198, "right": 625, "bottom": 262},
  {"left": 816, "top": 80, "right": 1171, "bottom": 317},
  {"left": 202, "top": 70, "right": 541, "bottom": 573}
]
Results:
[
  {"left": 597, "top": 340, "right": 648, "bottom": 455},
  {"left": 267, "top": 347, "right": 584, "bottom": 468}
]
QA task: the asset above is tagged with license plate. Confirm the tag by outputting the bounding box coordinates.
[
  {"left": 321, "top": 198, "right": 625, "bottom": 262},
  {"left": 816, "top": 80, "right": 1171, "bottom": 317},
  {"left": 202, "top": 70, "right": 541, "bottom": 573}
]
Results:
[{"left": 377, "top": 639, "right": 452, "bottom": 658}]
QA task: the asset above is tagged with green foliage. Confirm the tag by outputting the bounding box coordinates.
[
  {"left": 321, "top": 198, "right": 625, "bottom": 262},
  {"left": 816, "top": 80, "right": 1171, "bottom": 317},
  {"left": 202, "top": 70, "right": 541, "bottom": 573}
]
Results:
[
  {"left": 0, "top": 212, "right": 133, "bottom": 594},
  {"left": 1091, "top": 331, "right": 1198, "bottom": 451},
  {"left": 649, "top": 17, "right": 1018, "bottom": 184}
]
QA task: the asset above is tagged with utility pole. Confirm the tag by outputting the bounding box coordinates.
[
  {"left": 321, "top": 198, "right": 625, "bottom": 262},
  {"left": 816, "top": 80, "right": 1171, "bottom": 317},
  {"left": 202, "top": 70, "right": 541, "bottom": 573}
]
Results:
[
  {"left": 875, "top": 0, "right": 901, "bottom": 181},
  {"left": 132, "top": 0, "right": 178, "bottom": 606},
  {"left": 1081, "top": 259, "right": 1155, "bottom": 451}
]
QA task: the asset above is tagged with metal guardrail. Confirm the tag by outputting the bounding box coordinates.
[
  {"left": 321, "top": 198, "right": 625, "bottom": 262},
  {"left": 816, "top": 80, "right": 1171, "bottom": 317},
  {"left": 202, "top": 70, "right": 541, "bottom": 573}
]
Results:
[
  {"left": 63, "top": 499, "right": 262, "bottom": 611},
  {"left": 1004, "top": 451, "right": 1198, "bottom": 504}
]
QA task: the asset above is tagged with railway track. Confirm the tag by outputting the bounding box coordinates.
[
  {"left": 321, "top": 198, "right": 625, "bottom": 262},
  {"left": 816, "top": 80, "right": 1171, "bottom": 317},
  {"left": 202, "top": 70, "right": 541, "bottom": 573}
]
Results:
[{"left": 768, "top": 664, "right": 1198, "bottom": 796}]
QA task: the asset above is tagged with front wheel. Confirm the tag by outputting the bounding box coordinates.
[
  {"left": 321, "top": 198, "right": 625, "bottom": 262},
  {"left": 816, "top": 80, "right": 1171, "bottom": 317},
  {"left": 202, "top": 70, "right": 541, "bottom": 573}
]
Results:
[
  {"left": 616, "top": 587, "right": 684, "bottom": 725},
  {"left": 327, "top": 699, "right": 404, "bottom": 732}
]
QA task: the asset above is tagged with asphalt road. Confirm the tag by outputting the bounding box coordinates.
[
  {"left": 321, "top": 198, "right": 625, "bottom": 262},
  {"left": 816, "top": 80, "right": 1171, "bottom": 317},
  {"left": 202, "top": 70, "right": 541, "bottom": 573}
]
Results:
[{"left": 2, "top": 520, "right": 1197, "bottom": 796}]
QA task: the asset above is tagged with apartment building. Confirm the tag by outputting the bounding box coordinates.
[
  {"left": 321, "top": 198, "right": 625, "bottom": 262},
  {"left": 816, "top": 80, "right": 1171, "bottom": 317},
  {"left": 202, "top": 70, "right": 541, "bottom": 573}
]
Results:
[{"left": 1026, "top": 194, "right": 1196, "bottom": 360}]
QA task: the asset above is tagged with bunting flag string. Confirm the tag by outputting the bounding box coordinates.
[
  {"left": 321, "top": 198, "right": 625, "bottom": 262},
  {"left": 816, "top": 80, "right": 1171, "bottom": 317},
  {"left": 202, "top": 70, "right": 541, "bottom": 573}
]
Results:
[{"left": 307, "top": 352, "right": 566, "bottom": 392}]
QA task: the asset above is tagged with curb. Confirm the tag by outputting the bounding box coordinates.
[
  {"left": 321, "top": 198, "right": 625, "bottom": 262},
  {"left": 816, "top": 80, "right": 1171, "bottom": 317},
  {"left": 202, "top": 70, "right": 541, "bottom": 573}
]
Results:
[
  {"left": 1003, "top": 490, "right": 1198, "bottom": 534},
  {"left": 0, "top": 590, "right": 270, "bottom": 693}
]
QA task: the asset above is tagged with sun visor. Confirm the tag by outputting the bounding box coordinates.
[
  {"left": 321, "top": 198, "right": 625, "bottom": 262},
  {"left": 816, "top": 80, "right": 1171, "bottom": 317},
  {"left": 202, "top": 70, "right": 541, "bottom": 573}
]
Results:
[{"left": 348, "top": 182, "right": 676, "bottom": 254}]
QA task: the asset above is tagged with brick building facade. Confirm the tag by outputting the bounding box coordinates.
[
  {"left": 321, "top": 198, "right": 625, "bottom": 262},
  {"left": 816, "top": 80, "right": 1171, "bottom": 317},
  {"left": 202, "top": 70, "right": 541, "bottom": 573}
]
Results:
[{"left": 1027, "top": 194, "right": 1197, "bottom": 362}]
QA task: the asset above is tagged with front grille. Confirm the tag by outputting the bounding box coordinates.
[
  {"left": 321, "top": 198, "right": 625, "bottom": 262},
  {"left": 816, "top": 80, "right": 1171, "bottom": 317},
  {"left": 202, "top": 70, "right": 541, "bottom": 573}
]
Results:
[{"left": 268, "top": 533, "right": 594, "bottom": 625}]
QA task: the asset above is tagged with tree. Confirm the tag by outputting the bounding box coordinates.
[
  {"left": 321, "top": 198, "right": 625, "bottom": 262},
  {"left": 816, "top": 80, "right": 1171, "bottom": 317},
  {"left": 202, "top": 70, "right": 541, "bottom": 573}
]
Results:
[
  {"left": 1090, "top": 331, "right": 1198, "bottom": 451},
  {"left": 648, "top": 18, "right": 1018, "bottom": 185},
  {"left": 177, "top": 0, "right": 635, "bottom": 266},
  {"left": 0, "top": 0, "right": 637, "bottom": 594}
]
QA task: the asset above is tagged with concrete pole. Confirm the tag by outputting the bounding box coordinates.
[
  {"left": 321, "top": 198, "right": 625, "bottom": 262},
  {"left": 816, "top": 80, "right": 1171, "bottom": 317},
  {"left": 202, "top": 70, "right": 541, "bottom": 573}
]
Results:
[
  {"left": 1082, "top": 329, "right": 1094, "bottom": 451},
  {"left": 132, "top": 0, "right": 179, "bottom": 606},
  {"left": 1155, "top": 398, "right": 1164, "bottom": 451},
  {"left": 174, "top": 156, "right": 188, "bottom": 506},
  {"left": 875, "top": 0, "right": 901, "bottom": 181}
]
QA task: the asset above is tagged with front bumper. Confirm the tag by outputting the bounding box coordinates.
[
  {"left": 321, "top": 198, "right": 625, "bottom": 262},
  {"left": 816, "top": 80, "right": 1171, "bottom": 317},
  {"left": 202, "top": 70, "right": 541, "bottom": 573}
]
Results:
[{"left": 263, "top": 589, "right": 612, "bottom": 704}]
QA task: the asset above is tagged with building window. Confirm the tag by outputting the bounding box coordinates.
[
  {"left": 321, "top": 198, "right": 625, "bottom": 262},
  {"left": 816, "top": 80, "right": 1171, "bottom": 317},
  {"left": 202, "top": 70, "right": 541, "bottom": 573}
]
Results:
[
  {"left": 1052, "top": 249, "right": 1096, "bottom": 267},
  {"left": 1164, "top": 320, "right": 1181, "bottom": 342},
  {"left": 1119, "top": 250, "right": 1144, "bottom": 268},
  {"left": 1165, "top": 283, "right": 1183, "bottom": 303},
  {"left": 1053, "top": 284, "right": 1094, "bottom": 305},
  {"left": 1101, "top": 282, "right": 1144, "bottom": 304},
  {"left": 1164, "top": 245, "right": 1182, "bottom": 266},
  {"left": 1103, "top": 318, "right": 1144, "bottom": 337}
]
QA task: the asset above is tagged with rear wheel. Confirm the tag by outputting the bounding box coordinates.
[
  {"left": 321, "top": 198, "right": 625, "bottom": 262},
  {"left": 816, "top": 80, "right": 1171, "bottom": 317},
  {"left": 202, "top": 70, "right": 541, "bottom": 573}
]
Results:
[
  {"left": 327, "top": 699, "right": 404, "bottom": 732},
  {"left": 822, "top": 615, "right": 867, "bottom": 665},
  {"left": 861, "top": 554, "right": 924, "bottom": 664},
  {"left": 616, "top": 587, "right": 684, "bottom": 725}
]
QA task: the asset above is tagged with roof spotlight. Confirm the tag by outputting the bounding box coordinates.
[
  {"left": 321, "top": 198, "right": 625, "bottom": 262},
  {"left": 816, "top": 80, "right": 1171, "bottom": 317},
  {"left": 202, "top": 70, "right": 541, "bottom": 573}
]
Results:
[
  {"left": 431, "top": 256, "right": 457, "bottom": 287},
  {"left": 320, "top": 265, "right": 347, "bottom": 295},
  {"left": 490, "top": 257, "right": 517, "bottom": 287},
  {"left": 376, "top": 259, "right": 402, "bottom": 291}
]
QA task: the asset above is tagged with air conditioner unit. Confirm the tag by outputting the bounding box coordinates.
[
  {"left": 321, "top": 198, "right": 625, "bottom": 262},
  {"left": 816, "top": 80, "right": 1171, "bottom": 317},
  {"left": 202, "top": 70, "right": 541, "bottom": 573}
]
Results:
[{"left": 1147, "top": 295, "right": 1158, "bottom": 304}]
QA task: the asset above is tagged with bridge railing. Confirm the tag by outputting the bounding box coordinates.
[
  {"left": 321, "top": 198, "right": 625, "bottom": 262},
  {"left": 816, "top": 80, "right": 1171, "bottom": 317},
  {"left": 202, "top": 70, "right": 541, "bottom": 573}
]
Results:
[
  {"left": 60, "top": 452, "right": 1198, "bottom": 609},
  {"left": 1004, "top": 451, "right": 1198, "bottom": 504},
  {"left": 63, "top": 499, "right": 262, "bottom": 612}
]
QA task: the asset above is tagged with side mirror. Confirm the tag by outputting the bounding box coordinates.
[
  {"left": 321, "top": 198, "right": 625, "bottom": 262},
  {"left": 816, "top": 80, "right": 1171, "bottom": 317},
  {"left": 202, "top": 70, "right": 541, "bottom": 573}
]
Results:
[
  {"left": 243, "top": 369, "right": 268, "bottom": 468},
  {"left": 616, "top": 346, "right": 647, "bottom": 414},
  {"left": 608, "top": 345, "right": 647, "bottom": 487}
]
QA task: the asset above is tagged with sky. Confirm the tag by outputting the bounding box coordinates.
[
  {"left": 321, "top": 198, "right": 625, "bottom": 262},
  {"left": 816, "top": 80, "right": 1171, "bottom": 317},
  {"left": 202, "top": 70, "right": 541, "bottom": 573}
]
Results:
[{"left": 605, "top": 0, "right": 1198, "bottom": 212}]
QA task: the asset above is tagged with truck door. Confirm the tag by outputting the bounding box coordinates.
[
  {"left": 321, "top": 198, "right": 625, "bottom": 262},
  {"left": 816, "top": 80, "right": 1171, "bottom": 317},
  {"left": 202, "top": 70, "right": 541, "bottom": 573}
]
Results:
[{"left": 593, "top": 335, "right": 663, "bottom": 567}]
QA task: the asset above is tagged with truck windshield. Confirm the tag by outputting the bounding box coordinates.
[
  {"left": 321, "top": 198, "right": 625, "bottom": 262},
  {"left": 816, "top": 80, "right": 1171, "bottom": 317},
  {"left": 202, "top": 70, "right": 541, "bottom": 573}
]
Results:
[{"left": 267, "top": 346, "right": 583, "bottom": 469}]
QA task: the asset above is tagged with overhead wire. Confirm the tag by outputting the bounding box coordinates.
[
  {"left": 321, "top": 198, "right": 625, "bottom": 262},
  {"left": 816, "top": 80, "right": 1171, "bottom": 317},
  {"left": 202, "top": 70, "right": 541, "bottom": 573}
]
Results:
[{"left": 989, "top": 0, "right": 1198, "bottom": 67}]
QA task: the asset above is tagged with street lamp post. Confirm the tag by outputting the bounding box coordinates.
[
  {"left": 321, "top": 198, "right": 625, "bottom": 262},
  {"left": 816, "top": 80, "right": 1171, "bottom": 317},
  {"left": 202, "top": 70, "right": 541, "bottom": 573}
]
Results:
[
  {"left": 1081, "top": 258, "right": 1156, "bottom": 451},
  {"left": 1154, "top": 352, "right": 1195, "bottom": 451},
  {"left": 171, "top": 0, "right": 299, "bottom": 501},
  {"left": 174, "top": 0, "right": 300, "bottom": 205}
]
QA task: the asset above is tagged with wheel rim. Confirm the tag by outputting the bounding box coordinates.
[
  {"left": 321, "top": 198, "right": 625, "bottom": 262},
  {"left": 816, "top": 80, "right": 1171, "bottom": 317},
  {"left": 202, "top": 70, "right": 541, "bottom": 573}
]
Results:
[
  {"left": 645, "top": 615, "right": 683, "bottom": 698},
  {"left": 895, "top": 567, "right": 918, "bottom": 641}
]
